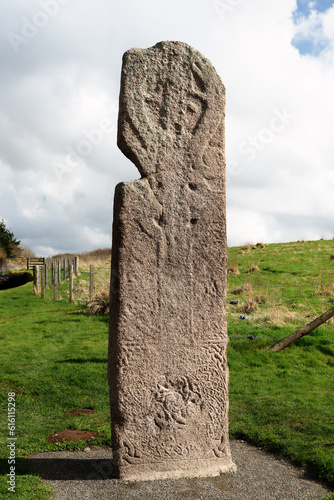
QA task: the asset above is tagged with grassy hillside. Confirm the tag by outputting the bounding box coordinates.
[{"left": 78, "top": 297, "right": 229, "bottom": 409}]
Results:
[
  {"left": 0, "top": 239, "right": 333, "bottom": 498},
  {"left": 227, "top": 238, "right": 334, "bottom": 325}
]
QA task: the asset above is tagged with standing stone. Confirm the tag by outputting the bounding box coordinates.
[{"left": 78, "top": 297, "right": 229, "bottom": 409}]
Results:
[{"left": 108, "top": 41, "right": 236, "bottom": 481}]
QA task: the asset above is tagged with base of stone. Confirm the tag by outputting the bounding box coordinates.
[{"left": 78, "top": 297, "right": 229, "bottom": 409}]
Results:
[{"left": 114, "top": 457, "right": 237, "bottom": 481}]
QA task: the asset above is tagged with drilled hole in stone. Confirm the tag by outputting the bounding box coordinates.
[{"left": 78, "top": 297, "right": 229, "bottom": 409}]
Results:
[
  {"left": 190, "top": 218, "right": 198, "bottom": 225},
  {"left": 188, "top": 183, "right": 197, "bottom": 191}
]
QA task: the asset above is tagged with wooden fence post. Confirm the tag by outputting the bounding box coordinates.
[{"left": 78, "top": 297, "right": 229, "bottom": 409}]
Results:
[
  {"left": 53, "top": 269, "right": 58, "bottom": 301},
  {"left": 74, "top": 256, "right": 79, "bottom": 275},
  {"left": 57, "top": 260, "right": 60, "bottom": 284},
  {"left": 33, "top": 266, "right": 40, "bottom": 295},
  {"left": 90, "top": 265, "right": 94, "bottom": 299},
  {"left": 27, "top": 258, "right": 30, "bottom": 271},
  {"left": 69, "top": 264, "right": 74, "bottom": 303},
  {"left": 41, "top": 267, "right": 45, "bottom": 299},
  {"left": 44, "top": 262, "right": 48, "bottom": 288}
]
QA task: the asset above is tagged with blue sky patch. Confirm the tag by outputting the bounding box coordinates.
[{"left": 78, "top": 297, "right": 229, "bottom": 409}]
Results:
[
  {"left": 293, "top": 35, "right": 330, "bottom": 56},
  {"left": 294, "top": 0, "right": 333, "bottom": 19},
  {"left": 292, "top": 0, "right": 333, "bottom": 55}
]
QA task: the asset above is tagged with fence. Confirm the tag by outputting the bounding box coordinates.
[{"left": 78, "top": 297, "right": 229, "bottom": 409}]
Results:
[
  {"left": 27, "top": 257, "right": 46, "bottom": 269},
  {"left": 29, "top": 256, "right": 334, "bottom": 341},
  {"left": 32, "top": 257, "right": 80, "bottom": 302},
  {"left": 226, "top": 267, "right": 334, "bottom": 341},
  {"left": 32, "top": 258, "right": 111, "bottom": 304},
  {"left": 4, "top": 256, "right": 47, "bottom": 271},
  {"left": 228, "top": 274, "right": 334, "bottom": 309}
]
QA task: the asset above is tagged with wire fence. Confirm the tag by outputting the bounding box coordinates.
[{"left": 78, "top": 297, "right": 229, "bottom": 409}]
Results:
[
  {"left": 32, "top": 260, "right": 111, "bottom": 304},
  {"left": 28, "top": 259, "right": 334, "bottom": 341},
  {"left": 227, "top": 269, "right": 334, "bottom": 341}
]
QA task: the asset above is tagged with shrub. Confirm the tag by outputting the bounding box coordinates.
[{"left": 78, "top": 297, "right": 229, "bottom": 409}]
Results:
[
  {"left": 241, "top": 300, "right": 258, "bottom": 314},
  {"left": 254, "top": 294, "right": 267, "bottom": 304},
  {"left": 314, "top": 285, "right": 334, "bottom": 296},
  {"left": 87, "top": 286, "right": 110, "bottom": 316},
  {"left": 0, "top": 272, "right": 33, "bottom": 290},
  {"left": 247, "top": 265, "right": 260, "bottom": 273},
  {"left": 232, "top": 283, "right": 252, "bottom": 295},
  {"left": 0, "top": 246, "right": 6, "bottom": 260},
  {"left": 227, "top": 264, "right": 240, "bottom": 275}
]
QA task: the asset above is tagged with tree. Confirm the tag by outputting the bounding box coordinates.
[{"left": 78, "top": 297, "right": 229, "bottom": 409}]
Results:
[{"left": 0, "top": 220, "right": 21, "bottom": 258}]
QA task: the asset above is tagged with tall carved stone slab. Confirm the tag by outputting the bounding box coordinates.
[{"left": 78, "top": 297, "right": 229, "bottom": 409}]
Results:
[{"left": 108, "top": 41, "right": 236, "bottom": 481}]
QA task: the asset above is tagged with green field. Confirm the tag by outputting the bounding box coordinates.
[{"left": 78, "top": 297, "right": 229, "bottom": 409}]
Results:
[{"left": 0, "top": 239, "right": 333, "bottom": 499}]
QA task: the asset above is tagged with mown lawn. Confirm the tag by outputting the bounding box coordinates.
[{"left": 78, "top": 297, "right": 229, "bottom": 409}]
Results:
[
  {"left": 0, "top": 240, "right": 333, "bottom": 498},
  {"left": 0, "top": 278, "right": 110, "bottom": 498}
]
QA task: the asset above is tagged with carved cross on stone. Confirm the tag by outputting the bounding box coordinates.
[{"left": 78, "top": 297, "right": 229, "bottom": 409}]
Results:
[{"left": 108, "top": 40, "right": 236, "bottom": 481}]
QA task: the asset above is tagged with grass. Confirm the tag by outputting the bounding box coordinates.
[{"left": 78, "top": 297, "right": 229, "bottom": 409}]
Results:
[
  {"left": 228, "top": 326, "right": 334, "bottom": 474},
  {"left": 227, "top": 238, "right": 334, "bottom": 326},
  {"left": 0, "top": 278, "right": 110, "bottom": 498},
  {"left": 0, "top": 239, "right": 333, "bottom": 498},
  {"left": 226, "top": 238, "right": 334, "bottom": 490}
]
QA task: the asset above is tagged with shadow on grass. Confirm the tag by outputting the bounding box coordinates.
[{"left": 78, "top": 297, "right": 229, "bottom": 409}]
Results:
[
  {"left": 56, "top": 358, "right": 107, "bottom": 364},
  {"left": 0, "top": 457, "right": 115, "bottom": 481},
  {"left": 69, "top": 310, "right": 110, "bottom": 323}
]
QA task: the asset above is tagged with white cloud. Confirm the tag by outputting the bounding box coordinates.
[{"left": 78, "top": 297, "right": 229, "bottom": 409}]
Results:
[
  {"left": 0, "top": 0, "right": 334, "bottom": 255},
  {"left": 291, "top": 2, "right": 334, "bottom": 55}
]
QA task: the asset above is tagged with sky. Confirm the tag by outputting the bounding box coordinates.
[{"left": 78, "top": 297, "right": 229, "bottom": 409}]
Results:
[{"left": 0, "top": 0, "right": 334, "bottom": 256}]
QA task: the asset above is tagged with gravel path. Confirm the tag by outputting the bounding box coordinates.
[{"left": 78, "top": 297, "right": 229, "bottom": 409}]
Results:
[{"left": 28, "top": 440, "right": 332, "bottom": 499}]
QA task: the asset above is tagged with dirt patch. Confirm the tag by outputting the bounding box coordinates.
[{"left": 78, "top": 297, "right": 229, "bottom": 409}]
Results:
[
  {"left": 63, "top": 409, "right": 95, "bottom": 416},
  {"left": 46, "top": 430, "right": 98, "bottom": 444}
]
